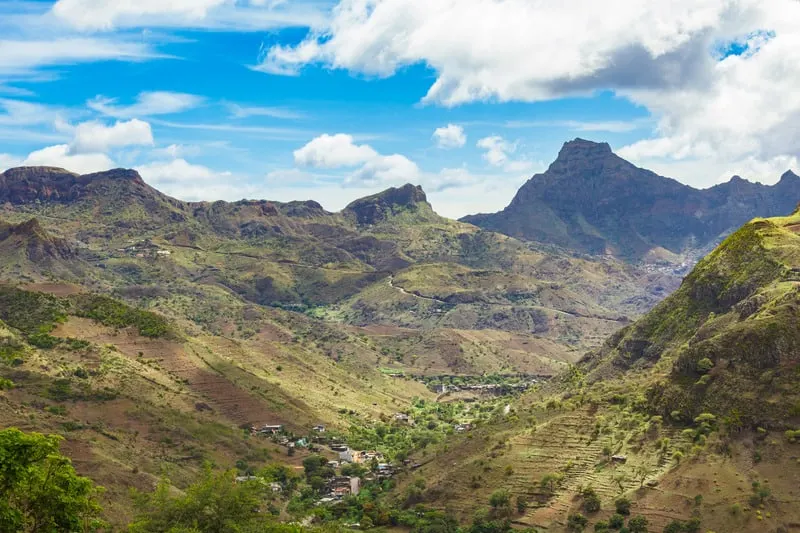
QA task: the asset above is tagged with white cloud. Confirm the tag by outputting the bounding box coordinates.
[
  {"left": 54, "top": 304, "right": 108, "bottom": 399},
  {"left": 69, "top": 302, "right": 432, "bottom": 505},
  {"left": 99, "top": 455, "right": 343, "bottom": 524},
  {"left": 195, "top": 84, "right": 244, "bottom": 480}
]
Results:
[
  {"left": 345, "top": 154, "right": 420, "bottom": 187},
  {"left": 0, "top": 153, "right": 23, "bottom": 172},
  {"left": 477, "top": 136, "right": 515, "bottom": 167},
  {"left": 88, "top": 91, "right": 204, "bottom": 118},
  {"left": 22, "top": 144, "right": 115, "bottom": 174},
  {"left": 0, "top": 38, "right": 157, "bottom": 76},
  {"left": 294, "top": 133, "right": 378, "bottom": 168},
  {"left": 51, "top": 0, "right": 325, "bottom": 31},
  {"left": 258, "top": 0, "right": 800, "bottom": 189},
  {"left": 259, "top": 0, "right": 738, "bottom": 104},
  {"left": 476, "top": 136, "right": 535, "bottom": 173},
  {"left": 432, "top": 124, "right": 466, "bottom": 148},
  {"left": 505, "top": 119, "right": 648, "bottom": 133},
  {"left": 51, "top": 0, "right": 229, "bottom": 31},
  {"left": 70, "top": 119, "right": 154, "bottom": 154},
  {"left": 227, "top": 103, "right": 304, "bottom": 120},
  {"left": 617, "top": 26, "right": 800, "bottom": 187},
  {"left": 0, "top": 99, "right": 65, "bottom": 127},
  {"left": 137, "top": 158, "right": 227, "bottom": 184}
]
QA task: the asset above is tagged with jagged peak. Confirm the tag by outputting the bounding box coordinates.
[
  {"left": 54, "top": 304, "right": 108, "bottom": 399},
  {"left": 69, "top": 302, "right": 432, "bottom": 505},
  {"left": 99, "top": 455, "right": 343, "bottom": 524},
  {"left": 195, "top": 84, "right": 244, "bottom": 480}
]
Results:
[{"left": 779, "top": 169, "right": 799, "bottom": 183}]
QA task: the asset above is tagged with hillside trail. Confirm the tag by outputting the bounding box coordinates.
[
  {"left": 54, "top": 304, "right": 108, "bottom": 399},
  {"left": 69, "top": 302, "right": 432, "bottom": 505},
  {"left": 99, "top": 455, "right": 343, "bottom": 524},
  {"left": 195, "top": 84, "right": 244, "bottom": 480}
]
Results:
[{"left": 387, "top": 275, "right": 446, "bottom": 303}]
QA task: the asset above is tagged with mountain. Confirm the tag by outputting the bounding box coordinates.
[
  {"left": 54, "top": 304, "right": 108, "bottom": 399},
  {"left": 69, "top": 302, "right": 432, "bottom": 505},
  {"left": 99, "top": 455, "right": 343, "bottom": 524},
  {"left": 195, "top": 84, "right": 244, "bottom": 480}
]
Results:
[
  {"left": 0, "top": 164, "right": 688, "bottom": 527},
  {"left": 0, "top": 166, "right": 676, "bottom": 367},
  {"left": 462, "top": 138, "right": 800, "bottom": 262},
  {"left": 410, "top": 208, "right": 800, "bottom": 532}
]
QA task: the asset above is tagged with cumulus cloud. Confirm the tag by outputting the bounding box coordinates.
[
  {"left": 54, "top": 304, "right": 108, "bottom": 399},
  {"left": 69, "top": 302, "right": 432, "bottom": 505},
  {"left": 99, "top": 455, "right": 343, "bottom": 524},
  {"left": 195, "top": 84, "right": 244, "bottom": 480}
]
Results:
[
  {"left": 477, "top": 136, "right": 515, "bottom": 167},
  {"left": 259, "top": 0, "right": 739, "bottom": 104},
  {"left": 22, "top": 144, "right": 115, "bottom": 174},
  {"left": 433, "top": 124, "right": 466, "bottom": 148},
  {"left": 88, "top": 91, "right": 204, "bottom": 118},
  {"left": 259, "top": 0, "right": 800, "bottom": 188},
  {"left": 346, "top": 154, "right": 420, "bottom": 187},
  {"left": 294, "top": 133, "right": 420, "bottom": 187},
  {"left": 70, "top": 119, "right": 154, "bottom": 154},
  {"left": 294, "top": 133, "right": 378, "bottom": 168},
  {"left": 137, "top": 158, "right": 227, "bottom": 185}
]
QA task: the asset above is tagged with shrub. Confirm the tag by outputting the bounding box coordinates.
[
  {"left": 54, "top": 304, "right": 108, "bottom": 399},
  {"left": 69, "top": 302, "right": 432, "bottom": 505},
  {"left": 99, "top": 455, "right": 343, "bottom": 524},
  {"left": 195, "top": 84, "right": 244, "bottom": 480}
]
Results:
[
  {"left": 582, "top": 487, "right": 601, "bottom": 513},
  {"left": 489, "top": 489, "right": 510, "bottom": 509},
  {"left": 567, "top": 512, "right": 588, "bottom": 532},
  {"left": 696, "top": 358, "right": 714, "bottom": 373},
  {"left": 628, "top": 515, "right": 649, "bottom": 533},
  {"left": 28, "top": 333, "right": 61, "bottom": 349},
  {"left": 615, "top": 497, "right": 631, "bottom": 515},
  {"left": 609, "top": 514, "right": 625, "bottom": 529}
]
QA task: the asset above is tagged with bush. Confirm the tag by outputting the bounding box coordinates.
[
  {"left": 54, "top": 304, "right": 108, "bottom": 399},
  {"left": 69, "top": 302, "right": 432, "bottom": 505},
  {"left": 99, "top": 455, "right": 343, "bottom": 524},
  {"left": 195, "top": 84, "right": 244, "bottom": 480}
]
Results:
[
  {"left": 582, "top": 487, "right": 601, "bottom": 513},
  {"left": 628, "top": 515, "right": 649, "bottom": 533},
  {"left": 696, "top": 358, "right": 714, "bottom": 373},
  {"left": 567, "top": 512, "right": 589, "bottom": 532},
  {"left": 609, "top": 513, "right": 625, "bottom": 529},
  {"left": 489, "top": 489, "right": 510, "bottom": 509},
  {"left": 28, "top": 333, "right": 61, "bottom": 349},
  {"left": 72, "top": 295, "right": 171, "bottom": 338},
  {"left": 595, "top": 521, "right": 610, "bottom": 532},
  {"left": 615, "top": 497, "right": 631, "bottom": 515}
]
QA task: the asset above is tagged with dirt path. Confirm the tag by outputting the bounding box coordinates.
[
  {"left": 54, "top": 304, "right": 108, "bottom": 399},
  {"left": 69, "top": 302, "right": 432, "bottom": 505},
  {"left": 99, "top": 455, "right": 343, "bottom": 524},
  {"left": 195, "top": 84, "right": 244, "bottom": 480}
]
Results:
[{"left": 387, "top": 275, "right": 446, "bottom": 303}]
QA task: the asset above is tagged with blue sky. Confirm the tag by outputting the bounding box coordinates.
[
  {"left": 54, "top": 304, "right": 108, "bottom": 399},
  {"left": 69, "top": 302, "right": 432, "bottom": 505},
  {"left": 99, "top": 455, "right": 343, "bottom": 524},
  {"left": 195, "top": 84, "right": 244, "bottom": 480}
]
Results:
[{"left": 1, "top": 0, "right": 798, "bottom": 217}]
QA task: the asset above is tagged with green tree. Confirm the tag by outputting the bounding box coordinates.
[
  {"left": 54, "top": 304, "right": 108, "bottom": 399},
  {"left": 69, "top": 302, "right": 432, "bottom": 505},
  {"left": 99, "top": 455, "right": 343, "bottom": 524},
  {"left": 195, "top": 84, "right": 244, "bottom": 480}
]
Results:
[
  {"left": 582, "top": 487, "right": 601, "bottom": 513},
  {"left": 540, "top": 472, "right": 564, "bottom": 494},
  {"left": 128, "top": 466, "right": 269, "bottom": 532},
  {"left": 0, "top": 428, "right": 104, "bottom": 533},
  {"left": 628, "top": 515, "right": 649, "bottom": 533},
  {"left": 567, "top": 512, "right": 588, "bottom": 532},
  {"left": 614, "top": 497, "right": 631, "bottom": 516},
  {"left": 608, "top": 514, "right": 625, "bottom": 529},
  {"left": 489, "top": 489, "right": 510, "bottom": 509}
]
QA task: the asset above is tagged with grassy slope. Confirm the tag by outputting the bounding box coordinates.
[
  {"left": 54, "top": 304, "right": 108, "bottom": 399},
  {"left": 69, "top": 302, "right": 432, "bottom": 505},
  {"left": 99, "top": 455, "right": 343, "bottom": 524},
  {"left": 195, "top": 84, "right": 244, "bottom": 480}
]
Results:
[
  {"left": 401, "top": 212, "right": 800, "bottom": 532},
  {"left": 0, "top": 285, "right": 431, "bottom": 526}
]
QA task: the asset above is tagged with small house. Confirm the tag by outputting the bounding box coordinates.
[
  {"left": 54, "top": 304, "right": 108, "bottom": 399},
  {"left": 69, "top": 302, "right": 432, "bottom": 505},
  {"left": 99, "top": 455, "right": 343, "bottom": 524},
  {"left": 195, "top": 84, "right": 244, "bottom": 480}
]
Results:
[
  {"left": 611, "top": 455, "right": 628, "bottom": 464},
  {"left": 313, "top": 424, "right": 326, "bottom": 433}
]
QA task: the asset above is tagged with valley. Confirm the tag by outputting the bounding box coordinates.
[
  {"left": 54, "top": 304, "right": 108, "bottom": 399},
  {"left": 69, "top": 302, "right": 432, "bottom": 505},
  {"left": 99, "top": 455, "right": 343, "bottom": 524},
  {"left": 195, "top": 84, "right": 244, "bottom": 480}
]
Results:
[{"left": 2, "top": 141, "right": 800, "bottom": 532}]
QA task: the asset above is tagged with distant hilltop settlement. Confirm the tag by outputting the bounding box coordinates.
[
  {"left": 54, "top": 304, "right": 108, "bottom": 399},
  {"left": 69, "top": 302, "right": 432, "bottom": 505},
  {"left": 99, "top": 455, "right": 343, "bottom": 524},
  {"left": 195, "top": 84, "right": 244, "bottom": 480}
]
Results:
[
  {"left": 245, "top": 415, "right": 455, "bottom": 502},
  {"left": 113, "top": 238, "right": 172, "bottom": 259}
]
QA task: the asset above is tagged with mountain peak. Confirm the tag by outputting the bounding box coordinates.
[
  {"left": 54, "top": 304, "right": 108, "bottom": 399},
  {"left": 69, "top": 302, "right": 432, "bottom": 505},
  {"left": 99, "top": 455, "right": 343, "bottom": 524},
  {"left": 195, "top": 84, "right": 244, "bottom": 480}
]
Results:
[
  {"left": 344, "top": 184, "right": 430, "bottom": 225},
  {"left": 779, "top": 170, "right": 799, "bottom": 183},
  {"left": 556, "top": 138, "right": 613, "bottom": 159}
]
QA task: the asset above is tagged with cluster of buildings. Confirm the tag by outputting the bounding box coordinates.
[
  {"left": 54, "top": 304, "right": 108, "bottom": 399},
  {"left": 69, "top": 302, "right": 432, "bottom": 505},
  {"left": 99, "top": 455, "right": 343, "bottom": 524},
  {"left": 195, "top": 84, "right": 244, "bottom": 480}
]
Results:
[
  {"left": 431, "top": 380, "right": 537, "bottom": 395},
  {"left": 114, "top": 239, "right": 172, "bottom": 259}
]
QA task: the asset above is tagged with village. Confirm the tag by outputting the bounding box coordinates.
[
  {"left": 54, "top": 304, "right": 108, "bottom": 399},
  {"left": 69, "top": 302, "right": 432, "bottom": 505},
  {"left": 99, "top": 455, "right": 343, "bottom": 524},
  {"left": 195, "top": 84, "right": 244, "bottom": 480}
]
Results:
[{"left": 242, "top": 409, "right": 475, "bottom": 505}]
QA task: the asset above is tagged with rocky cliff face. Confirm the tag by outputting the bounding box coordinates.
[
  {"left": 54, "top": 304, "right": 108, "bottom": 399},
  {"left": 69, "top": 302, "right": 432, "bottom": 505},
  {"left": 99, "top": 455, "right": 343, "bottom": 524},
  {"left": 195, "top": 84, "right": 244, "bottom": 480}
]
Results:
[
  {"left": 343, "top": 183, "right": 431, "bottom": 225},
  {"left": 0, "top": 218, "right": 76, "bottom": 262},
  {"left": 462, "top": 139, "right": 800, "bottom": 261}
]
